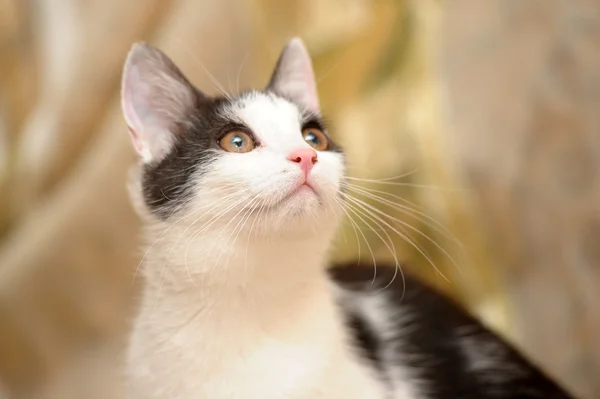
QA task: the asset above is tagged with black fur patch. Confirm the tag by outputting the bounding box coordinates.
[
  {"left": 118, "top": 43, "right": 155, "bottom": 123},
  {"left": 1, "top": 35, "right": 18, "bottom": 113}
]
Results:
[
  {"left": 141, "top": 92, "right": 231, "bottom": 219},
  {"left": 346, "top": 311, "right": 384, "bottom": 372},
  {"left": 330, "top": 263, "right": 576, "bottom": 399}
]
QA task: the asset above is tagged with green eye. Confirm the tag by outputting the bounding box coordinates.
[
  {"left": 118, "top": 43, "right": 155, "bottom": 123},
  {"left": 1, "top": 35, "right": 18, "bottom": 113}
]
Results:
[{"left": 219, "top": 131, "right": 255, "bottom": 153}]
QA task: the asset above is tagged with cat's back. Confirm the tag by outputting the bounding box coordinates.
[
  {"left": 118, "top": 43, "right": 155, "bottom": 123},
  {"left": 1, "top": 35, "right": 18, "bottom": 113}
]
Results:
[{"left": 329, "top": 263, "right": 575, "bottom": 399}]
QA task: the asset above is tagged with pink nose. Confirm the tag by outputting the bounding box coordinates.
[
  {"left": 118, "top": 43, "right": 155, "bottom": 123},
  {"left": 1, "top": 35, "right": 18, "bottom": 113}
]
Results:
[{"left": 287, "top": 148, "right": 318, "bottom": 176}]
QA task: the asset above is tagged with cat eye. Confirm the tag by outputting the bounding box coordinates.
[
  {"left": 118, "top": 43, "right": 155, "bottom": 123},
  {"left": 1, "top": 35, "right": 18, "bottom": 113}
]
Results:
[
  {"left": 219, "top": 131, "right": 256, "bottom": 153},
  {"left": 302, "top": 128, "right": 328, "bottom": 151}
]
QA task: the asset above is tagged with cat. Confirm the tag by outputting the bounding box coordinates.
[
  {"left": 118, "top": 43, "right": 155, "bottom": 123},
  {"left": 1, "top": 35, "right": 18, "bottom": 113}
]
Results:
[{"left": 120, "top": 38, "right": 575, "bottom": 398}]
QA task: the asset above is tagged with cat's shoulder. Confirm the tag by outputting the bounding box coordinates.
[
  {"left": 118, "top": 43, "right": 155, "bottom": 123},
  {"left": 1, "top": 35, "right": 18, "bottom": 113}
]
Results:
[{"left": 328, "top": 262, "right": 575, "bottom": 399}]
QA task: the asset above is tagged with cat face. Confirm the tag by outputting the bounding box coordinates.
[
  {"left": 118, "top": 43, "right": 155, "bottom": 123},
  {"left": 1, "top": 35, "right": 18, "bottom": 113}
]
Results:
[{"left": 121, "top": 39, "right": 345, "bottom": 237}]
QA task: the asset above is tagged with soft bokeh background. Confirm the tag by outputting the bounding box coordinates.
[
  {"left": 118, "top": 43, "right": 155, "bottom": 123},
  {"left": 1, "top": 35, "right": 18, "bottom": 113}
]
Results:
[{"left": 1, "top": 0, "right": 599, "bottom": 397}]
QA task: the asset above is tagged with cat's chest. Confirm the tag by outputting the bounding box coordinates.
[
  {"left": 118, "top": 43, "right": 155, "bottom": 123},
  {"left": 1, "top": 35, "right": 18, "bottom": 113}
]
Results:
[
  {"left": 181, "top": 349, "right": 382, "bottom": 399},
  {"left": 127, "top": 324, "right": 386, "bottom": 399},
  {"left": 125, "top": 295, "right": 387, "bottom": 399}
]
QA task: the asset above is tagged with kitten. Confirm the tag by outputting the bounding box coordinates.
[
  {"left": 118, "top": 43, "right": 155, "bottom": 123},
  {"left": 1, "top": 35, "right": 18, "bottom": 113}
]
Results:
[{"left": 121, "top": 38, "right": 575, "bottom": 398}]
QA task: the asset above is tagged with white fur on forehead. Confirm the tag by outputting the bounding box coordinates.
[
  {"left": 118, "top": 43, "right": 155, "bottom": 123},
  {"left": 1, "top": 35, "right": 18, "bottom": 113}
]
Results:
[{"left": 220, "top": 91, "right": 312, "bottom": 152}]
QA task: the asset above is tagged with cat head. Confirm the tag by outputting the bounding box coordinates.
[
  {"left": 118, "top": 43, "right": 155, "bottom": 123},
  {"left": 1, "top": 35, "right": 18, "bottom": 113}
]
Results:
[{"left": 121, "top": 38, "right": 345, "bottom": 239}]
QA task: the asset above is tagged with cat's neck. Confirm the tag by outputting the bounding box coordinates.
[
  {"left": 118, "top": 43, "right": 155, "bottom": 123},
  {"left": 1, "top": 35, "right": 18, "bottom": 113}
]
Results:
[
  {"left": 140, "top": 226, "right": 336, "bottom": 328},
  {"left": 128, "top": 225, "right": 385, "bottom": 399}
]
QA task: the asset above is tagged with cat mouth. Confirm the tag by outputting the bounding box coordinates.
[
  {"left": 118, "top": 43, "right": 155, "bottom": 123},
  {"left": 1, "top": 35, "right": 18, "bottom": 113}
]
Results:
[
  {"left": 273, "top": 183, "right": 317, "bottom": 208},
  {"left": 284, "top": 182, "right": 317, "bottom": 200},
  {"left": 251, "top": 183, "right": 318, "bottom": 215}
]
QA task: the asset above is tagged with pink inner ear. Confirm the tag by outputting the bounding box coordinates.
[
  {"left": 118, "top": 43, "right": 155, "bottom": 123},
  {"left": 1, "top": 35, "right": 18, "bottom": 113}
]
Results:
[
  {"left": 299, "top": 56, "right": 319, "bottom": 112},
  {"left": 122, "top": 67, "right": 149, "bottom": 156},
  {"left": 121, "top": 43, "right": 197, "bottom": 162},
  {"left": 270, "top": 39, "right": 320, "bottom": 114},
  {"left": 127, "top": 127, "right": 144, "bottom": 153},
  {"left": 277, "top": 65, "right": 320, "bottom": 113}
]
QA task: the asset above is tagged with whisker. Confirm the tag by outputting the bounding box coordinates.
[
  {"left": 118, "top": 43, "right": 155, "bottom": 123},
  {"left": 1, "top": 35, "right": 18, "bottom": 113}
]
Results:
[
  {"left": 316, "top": 58, "right": 343, "bottom": 85},
  {"left": 344, "top": 194, "right": 450, "bottom": 283},
  {"left": 342, "top": 199, "right": 405, "bottom": 294},
  {"left": 132, "top": 186, "right": 242, "bottom": 284},
  {"left": 172, "top": 36, "right": 232, "bottom": 99},
  {"left": 342, "top": 180, "right": 427, "bottom": 214},
  {"left": 342, "top": 182, "right": 465, "bottom": 253},
  {"left": 244, "top": 197, "right": 268, "bottom": 274},
  {"left": 346, "top": 176, "right": 467, "bottom": 191},
  {"left": 153, "top": 192, "right": 252, "bottom": 306},
  {"left": 182, "top": 192, "right": 252, "bottom": 253},
  {"left": 236, "top": 50, "right": 250, "bottom": 94},
  {"left": 347, "top": 193, "right": 461, "bottom": 276},
  {"left": 132, "top": 196, "right": 196, "bottom": 283},
  {"left": 344, "top": 167, "right": 419, "bottom": 182},
  {"left": 333, "top": 197, "right": 370, "bottom": 277},
  {"left": 207, "top": 194, "right": 261, "bottom": 270}
]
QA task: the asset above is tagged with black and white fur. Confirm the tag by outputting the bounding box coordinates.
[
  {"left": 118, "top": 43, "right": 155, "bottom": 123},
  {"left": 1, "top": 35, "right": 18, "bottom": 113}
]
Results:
[{"left": 121, "top": 38, "right": 575, "bottom": 399}]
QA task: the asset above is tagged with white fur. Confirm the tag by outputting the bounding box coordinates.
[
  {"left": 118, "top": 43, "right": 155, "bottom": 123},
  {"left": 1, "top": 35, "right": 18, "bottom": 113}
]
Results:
[
  {"left": 456, "top": 326, "right": 526, "bottom": 385},
  {"left": 125, "top": 92, "right": 389, "bottom": 398}
]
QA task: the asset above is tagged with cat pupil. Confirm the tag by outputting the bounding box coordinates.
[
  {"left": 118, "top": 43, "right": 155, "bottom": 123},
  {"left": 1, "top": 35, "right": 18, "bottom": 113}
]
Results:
[
  {"left": 306, "top": 132, "right": 318, "bottom": 145},
  {"left": 232, "top": 136, "right": 244, "bottom": 148}
]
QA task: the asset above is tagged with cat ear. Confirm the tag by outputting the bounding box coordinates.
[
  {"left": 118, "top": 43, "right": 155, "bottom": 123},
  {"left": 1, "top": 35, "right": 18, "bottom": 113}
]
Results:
[
  {"left": 267, "top": 38, "right": 320, "bottom": 113},
  {"left": 121, "top": 43, "right": 197, "bottom": 163}
]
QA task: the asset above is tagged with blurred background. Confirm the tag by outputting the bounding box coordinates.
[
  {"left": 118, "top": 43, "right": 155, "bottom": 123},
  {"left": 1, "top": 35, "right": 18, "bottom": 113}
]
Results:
[{"left": 1, "top": 0, "right": 599, "bottom": 397}]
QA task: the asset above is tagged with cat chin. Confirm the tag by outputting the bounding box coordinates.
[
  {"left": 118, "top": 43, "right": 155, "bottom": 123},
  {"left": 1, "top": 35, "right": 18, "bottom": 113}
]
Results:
[
  {"left": 262, "top": 184, "right": 319, "bottom": 211},
  {"left": 260, "top": 205, "right": 341, "bottom": 238}
]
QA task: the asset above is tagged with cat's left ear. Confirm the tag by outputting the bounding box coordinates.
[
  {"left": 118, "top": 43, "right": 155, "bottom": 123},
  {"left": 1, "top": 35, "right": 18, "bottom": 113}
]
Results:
[{"left": 267, "top": 38, "right": 320, "bottom": 113}]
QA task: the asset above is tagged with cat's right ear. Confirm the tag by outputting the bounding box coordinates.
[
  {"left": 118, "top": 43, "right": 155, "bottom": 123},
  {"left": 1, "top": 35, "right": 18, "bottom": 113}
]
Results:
[
  {"left": 121, "top": 43, "right": 197, "bottom": 163},
  {"left": 267, "top": 38, "right": 320, "bottom": 114}
]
